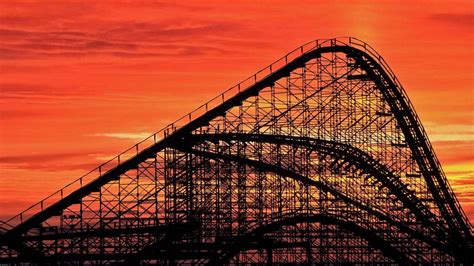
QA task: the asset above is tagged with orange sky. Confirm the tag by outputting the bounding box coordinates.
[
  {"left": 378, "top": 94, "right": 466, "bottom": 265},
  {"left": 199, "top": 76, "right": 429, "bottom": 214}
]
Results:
[{"left": 0, "top": 0, "right": 473, "bottom": 222}]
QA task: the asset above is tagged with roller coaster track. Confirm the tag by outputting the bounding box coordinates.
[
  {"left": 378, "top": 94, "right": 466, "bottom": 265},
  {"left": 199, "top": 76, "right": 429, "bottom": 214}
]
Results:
[{"left": 0, "top": 37, "right": 472, "bottom": 264}]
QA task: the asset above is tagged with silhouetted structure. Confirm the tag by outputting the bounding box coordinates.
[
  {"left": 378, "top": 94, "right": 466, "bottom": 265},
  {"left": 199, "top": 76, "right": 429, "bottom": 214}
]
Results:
[{"left": 0, "top": 37, "right": 472, "bottom": 264}]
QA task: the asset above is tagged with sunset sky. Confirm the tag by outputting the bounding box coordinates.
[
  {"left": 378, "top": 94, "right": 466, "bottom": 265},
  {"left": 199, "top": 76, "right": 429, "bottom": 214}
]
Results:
[{"left": 0, "top": 1, "right": 473, "bottom": 222}]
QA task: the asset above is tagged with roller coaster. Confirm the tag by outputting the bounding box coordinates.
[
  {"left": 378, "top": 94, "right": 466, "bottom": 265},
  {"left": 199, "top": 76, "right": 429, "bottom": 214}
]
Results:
[{"left": 0, "top": 37, "right": 472, "bottom": 264}]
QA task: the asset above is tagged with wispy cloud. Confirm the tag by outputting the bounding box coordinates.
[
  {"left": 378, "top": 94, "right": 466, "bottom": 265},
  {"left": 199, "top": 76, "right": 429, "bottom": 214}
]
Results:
[
  {"left": 425, "top": 123, "right": 474, "bottom": 142},
  {"left": 429, "top": 13, "right": 474, "bottom": 26},
  {"left": 0, "top": 83, "right": 177, "bottom": 106},
  {"left": 92, "top": 132, "right": 152, "bottom": 140},
  {"left": 0, "top": 19, "right": 241, "bottom": 60},
  {"left": 0, "top": 152, "right": 98, "bottom": 171}
]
